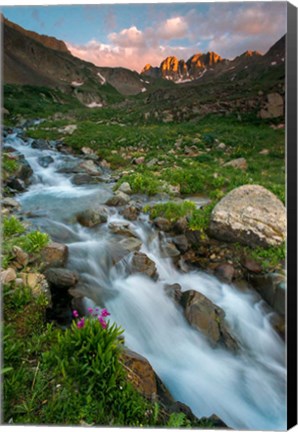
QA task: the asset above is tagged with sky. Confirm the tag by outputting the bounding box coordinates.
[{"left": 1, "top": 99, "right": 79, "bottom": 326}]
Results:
[{"left": 2, "top": 2, "right": 287, "bottom": 72}]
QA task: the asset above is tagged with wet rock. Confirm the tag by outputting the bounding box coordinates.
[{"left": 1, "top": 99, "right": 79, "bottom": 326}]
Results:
[
  {"left": 209, "top": 185, "right": 286, "bottom": 248},
  {"left": 248, "top": 272, "right": 285, "bottom": 316},
  {"left": 117, "top": 182, "right": 132, "bottom": 195},
  {"left": 214, "top": 263, "right": 235, "bottom": 283},
  {"left": 180, "top": 290, "right": 239, "bottom": 351},
  {"left": 71, "top": 173, "right": 98, "bottom": 185},
  {"left": 38, "top": 155, "right": 54, "bottom": 168},
  {"left": 223, "top": 157, "right": 247, "bottom": 170},
  {"left": 79, "top": 160, "right": 102, "bottom": 176},
  {"left": 31, "top": 139, "right": 51, "bottom": 150},
  {"left": 160, "top": 241, "right": 180, "bottom": 260},
  {"left": 121, "top": 205, "right": 140, "bottom": 221},
  {"left": 77, "top": 206, "right": 108, "bottom": 228},
  {"left": 108, "top": 222, "right": 138, "bottom": 238},
  {"left": 164, "top": 283, "right": 182, "bottom": 303},
  {"left": 119, "top": 237, "right": 142, "bottom": 253},
  {"left": 185, "top": 229, "right": 204, "bottom": 247},
  {"left": 16, "top": 160, "right": 33, "bottom": 184},
  {"left": 106, "top": 192, "right": 130, "bottom": 207},
  {"left": 154, "top": 217, "right": 172, "bottom": 232},
  {"left": 6, "top": 178, "right": 26, "bottom": 192},
  {"left": 41, "top": 242, "right": 68, "bottom": 268},
  {"left": 2, "top": 197, "right": 20, "bottom": 209},
  {"left": 0, "top": 268, "right": 17, "bottom": 284},
  {"left": 172, "top": 235, "right": 189, "bottom": 252},
  {"left": 130, "top": 252, "right": 157, "bottom": 279},
  {"left": 44, "top": 268, "right": 78, "bottom": 289},
  {"left": 120, "top": 348, "right": 157, "bottom": 399}
]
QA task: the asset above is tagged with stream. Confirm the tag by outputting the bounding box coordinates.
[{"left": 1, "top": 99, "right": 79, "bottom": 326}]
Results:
[{"left": 3, "top": 129, "right": 286, "bottom": 430}]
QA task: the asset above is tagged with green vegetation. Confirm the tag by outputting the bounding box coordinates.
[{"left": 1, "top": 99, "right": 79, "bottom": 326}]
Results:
[
  {"left": 2, "top": 216, "right": 49, "bottom": 268},
  {"left": 239, "top": 243, "right": 286, "bottom": 271}
]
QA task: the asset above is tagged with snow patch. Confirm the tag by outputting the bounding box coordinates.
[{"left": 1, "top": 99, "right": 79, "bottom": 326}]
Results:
[
  {"left": 175, "top": 78, "right": 192, "bottom": 84},
  {"left": 244, "top": 66, "right": 248, "bottom": 69},
  {"left": 86, "top": 102, "right": 103, "bottom": 108},
  {"left": 282, "top": 58, "right": 285, "bottom": 62},
  {"left": 97, "top": 72, "right": 106, "bottom": 85},
  {"left": 140, "top": 79, "right": 144, "bottom": 83},
  {"left": 71, "top": 81, "right": 84, "bottom": 87},
  {"left": 141, "top": 88, "right": 147, "bottom": 93},
  {"left": 145, "top": 80, "right": 150, "bottom": 84},
  {"left": 271, "top": 61, "right": 277, "bottom": 66}
]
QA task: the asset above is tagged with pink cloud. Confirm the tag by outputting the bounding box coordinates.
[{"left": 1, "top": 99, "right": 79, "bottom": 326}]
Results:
[{"left": 157, "top": 16, "right": 188, "bottom": 40}]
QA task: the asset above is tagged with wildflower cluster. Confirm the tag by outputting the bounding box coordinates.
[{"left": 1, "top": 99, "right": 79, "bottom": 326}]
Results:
[{"left": 72, "top": 307, "right": 111, "bottom": 329}]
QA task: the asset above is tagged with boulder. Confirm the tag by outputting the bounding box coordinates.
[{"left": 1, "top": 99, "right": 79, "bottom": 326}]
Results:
[
  {"left": 119, "top": 238, "right": 142, "bottom": 253},
  {"left": 117, "top": 182, "right": 132, "bottom": 195},
  {"left": 209, "top": 185, "right": 286, "bottom": 247},
  {"left": 6, "top": 178, "right": 26, "bottom": 192},
  {"left": 223, "top": 157, "right": 247, "bottom": 170},
  {"left": 16, "top": 160, "right": 33, "bottom": 184},
  {"left": 120, "top": 348, "right": 157, "bottom": 399},
  {"left": 160, "top": 242, "right": 181, "bottom": 260},
  {"left": 44, "top": 268, "right": 78, "bottom": 289},
  {"left": 41, "top": 242, "right": 68, "bottom": 268},
  {"left": 130, "top": 252, "right": 157, "bottom": 279},
  {"left": 241, "top": 256, "right": 262, "bottom": 273},
  {"left": 20, "top": 272, "right": 51, "bottom": 303},
  {"left": 214, "top": 263, "right": 235, "bottom": 283},
  {"left": 71, "top": 173, "right": 98, "bottom": 185},
  {"left": 106, "top": 192, "right": 130, "bottom": 207},
  {"left": 173, "top": 217, "right": 188, "bottom": 234},
  {"left": 259, "top": 93, "right": 284, "bottom": 119},
  {"left": 31, "top": 139, "right": 51, "bottom": 150},
  {"left": 38, "top": 156, "right": 54, "bottom": 168},
  {"left": 77, "top": 206, "right": 108, "bottom": 228},
  {"left": 180, "top": 290, "right": 239, "bottom": 351},
  {"left": 0, "top": 267, "right": 17, "bottom": 284}
]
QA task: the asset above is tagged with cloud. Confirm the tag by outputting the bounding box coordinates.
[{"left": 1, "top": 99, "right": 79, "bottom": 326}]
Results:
[{"left": 67, "top": 2, "right": 286, "bottom": 71}]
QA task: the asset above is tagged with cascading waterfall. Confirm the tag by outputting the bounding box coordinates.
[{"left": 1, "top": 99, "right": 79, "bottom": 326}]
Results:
[{"left": 3, "top": 130, "right": 286, "bottom": 430}]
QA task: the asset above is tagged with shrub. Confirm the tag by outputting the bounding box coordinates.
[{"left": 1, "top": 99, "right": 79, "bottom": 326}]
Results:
[{"left": 3, "top": 215, "right": 25, "bottom": 237}]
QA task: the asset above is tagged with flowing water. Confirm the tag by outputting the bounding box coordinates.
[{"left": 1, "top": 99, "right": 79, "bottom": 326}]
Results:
[{"left": 3, "top": 130, "right": 287, "bottom": 430}]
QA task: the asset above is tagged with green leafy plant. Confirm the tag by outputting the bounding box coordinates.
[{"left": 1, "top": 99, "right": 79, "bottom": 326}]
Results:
[
  {"left": 167, "top": 412, "right": 191, "bottom": 428},
  {"left": 3, "top": 215, "right": 25, "bottom": 237},
  {"left": 20, "top": 231, "right": 50, "bottom": 253}
]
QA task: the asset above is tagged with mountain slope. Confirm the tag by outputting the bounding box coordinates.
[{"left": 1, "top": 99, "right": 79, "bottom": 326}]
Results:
[{"left": 2, "top": 16, "right": 148, "bottom": 102}]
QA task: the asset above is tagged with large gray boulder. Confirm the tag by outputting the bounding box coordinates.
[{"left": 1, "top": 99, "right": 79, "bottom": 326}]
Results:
[{"left": 209, "top": 185, "right": 286, "bottom": 247}]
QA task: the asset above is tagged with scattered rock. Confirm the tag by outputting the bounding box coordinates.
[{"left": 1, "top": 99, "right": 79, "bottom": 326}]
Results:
[
  {"left": 12, "top": 246, "right": 29, "bottom": 268},
  {"left": 38, "top": 155, "right": 54, "bottom": 168},
  {"left": 41, "top": 242, "right": 68, "bottom": 268},
  {"left": 259, "top": 149, "right": 270, "bottom": 155},
  {"left": 180, "top": 290, "right": 239, "bottom": 351},
  {"left": 79, "top": 160, "right": 102, "bottom": 176},
  {"left": 154, "top": 217, "right": 172, "bottom": 232},
  {"left": 76, "top": 206, "right": 108, "bottom": 228},
  {"left": 117, "top": 182, "right": 132, "bottom": 195},
  {"left": 209, "top": 185, "right": 286, "bottom": 247},
  {"left": 223, "top": 157, "right": 247, "bottom": 170},
  {"left": 106, "top": 192, "right": 130, "bottom": 206},
  {"left": 146, "top": 158, "right": 158, "bottom": 167},
  {"left": 81, "top": 146, "right": 95, "bottom": 155},
  {"left": 241, "top": 257, "right": 262, "bottom": 273},
  {"left": 173, "top": 217, "right": 188, "bottom": 234},
  {"left": 44, "top": 268, "right": 78, "bottom": 289},
  {"left": 109, "top": 222, "right": 138, "bottom": 238},
  {"left": 172, "top": 235, "right": 189, "bottom": 252},
  {"left": 217, "top": 142, "right": 226, "bottom": 150},
  {"left": 0, "top": 268, "right": 17, "bottom": 284},
  {"left": 119, "top": 237, "right": 143, "bottom": 253},
  {"left": 133, "top": 156, "right": 145, "bottom": 165},
  {"left": 130, "top": 252, "right": 157, "bottom": 279},
  {"left": 121, "top": 205, "right": 140, "bottom": 221},
  {"left": 120, "top": 348, "right": 157, "bottom": 399},
  {"left": 71, "top": 173, "right": 99, "bottom": 185},
  {"left": 58, "top": 124, "right": 77, "bottom": 135},
  {"left": 214, "top": 263, "right": 235, "bottom": 283}
]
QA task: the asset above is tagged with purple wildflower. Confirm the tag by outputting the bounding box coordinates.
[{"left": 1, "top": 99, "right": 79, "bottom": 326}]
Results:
[
  {"left": 87, "top": 307, "right": 93, "bottom": 314},
  {"left": 72, "top": 310, "right": 79, "bottom": 318},
  {"left": 77, "top": 318, "right": 85, "bottom": 329},
  {"left": 98, "top": 315, "right": 107, "bottom": 329},
  {"left": 101, "top": 308, "right": 110, "bottom": 318}
]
